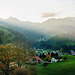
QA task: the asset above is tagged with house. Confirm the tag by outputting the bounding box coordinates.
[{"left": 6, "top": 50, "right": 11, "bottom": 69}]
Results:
[
  {"left": 70, "top": 50, "right": 75, "bottom": 56},
  {"left": 51, "top": 58, "right": 58, "bottom": 63},
  {"left": 10, "top": 62, "right": 18, "bottom": 66},
  {"left": 25, "top": 56, "right": 43, "bottom": 64},
  {"left": 71, "top": 52, "right": 75, "bottom": 56},
  {"left": 37, "top": 49, "right": 43, "bottom": 52}
]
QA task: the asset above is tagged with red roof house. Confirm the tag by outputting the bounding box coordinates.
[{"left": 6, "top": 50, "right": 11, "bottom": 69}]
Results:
[{"left": 25, "top": 56, "right": 43, "bottom": 62}]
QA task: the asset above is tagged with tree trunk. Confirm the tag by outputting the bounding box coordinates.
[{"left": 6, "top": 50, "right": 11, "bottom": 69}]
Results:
[{"left": 5, "top": 62, "right": 10, "bottom": 75}]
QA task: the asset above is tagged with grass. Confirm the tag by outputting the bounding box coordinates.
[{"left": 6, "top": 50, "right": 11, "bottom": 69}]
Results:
[{"left": 37, "top": 55, "right": 75, "bottom": 75}]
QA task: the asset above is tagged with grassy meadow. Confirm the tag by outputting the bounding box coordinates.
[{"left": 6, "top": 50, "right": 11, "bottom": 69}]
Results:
[{"left": 37, "top": 55, "right": 75, "bottom": 75}]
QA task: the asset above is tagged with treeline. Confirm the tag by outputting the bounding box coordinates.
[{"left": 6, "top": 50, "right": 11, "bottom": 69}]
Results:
[{"left": 35, "top": 39, "right": 75, "bottom": 53}]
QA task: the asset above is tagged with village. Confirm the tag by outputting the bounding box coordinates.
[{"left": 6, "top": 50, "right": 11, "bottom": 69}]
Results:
[{"left": 10, "top": 48, "right": 75, "bottom": 67}]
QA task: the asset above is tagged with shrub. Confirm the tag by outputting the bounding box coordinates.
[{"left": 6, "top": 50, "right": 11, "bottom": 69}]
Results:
[
  {"left": 13, "top": 67, "right": 31, "bottom": 75},
  {"left": 64, "top": 57, "right": 67, "bottom": 60}
]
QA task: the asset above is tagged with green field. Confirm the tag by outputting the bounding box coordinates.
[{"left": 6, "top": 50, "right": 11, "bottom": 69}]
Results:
[{"left": 37, "top": 55, "right": 75, "bottom": 75}]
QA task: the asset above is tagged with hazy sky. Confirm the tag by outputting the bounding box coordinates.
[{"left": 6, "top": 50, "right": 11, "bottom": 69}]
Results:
[{"left": 0, "top": 0, "right": 75, "bottom": 22}]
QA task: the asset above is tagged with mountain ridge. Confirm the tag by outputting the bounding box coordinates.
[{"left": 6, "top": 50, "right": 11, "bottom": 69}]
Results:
[{"left": 0, "top": 17, "right": 75, "bottom": 49}]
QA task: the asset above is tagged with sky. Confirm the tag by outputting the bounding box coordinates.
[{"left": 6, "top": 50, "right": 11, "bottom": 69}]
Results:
[{"left": 0, "top": 0, "right": 75, "bottom": 22}]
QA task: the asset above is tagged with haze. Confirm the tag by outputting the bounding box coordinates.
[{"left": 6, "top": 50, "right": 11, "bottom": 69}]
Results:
[{"left": 0, "top": 0, "right": 75, "bottom": 22}]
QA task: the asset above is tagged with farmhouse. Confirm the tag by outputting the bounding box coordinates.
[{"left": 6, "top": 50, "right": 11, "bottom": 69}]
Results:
[
  {"left": 10, "top": 62, "right": 18, "bottom": 66},
  {"left": 25, "top": 56, "right": 43, "bottom": 63},
  {"left": 71, "top": 52, "right": 75, "bottom": 56},
  {"left": 70, "top": 50, "right": 75, "bottom": 55}
]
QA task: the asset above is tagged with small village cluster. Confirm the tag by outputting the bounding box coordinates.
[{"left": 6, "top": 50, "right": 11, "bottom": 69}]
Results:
[
  {"left": 26, "top": 49, "right": 75, "bottom": 65},
  {"left": 25, "top": 49, "right": 63, "bottom": 65},
  {"left": 10, "top": 49, "right": 75, "bottom": 67}
]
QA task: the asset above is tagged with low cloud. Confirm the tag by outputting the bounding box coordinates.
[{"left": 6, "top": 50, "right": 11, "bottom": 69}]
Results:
[{"left": 41, "top": 12, "right": 57, "bottom": 18}]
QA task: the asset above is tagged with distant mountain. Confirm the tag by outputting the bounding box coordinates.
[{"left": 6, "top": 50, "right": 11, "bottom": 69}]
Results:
[
  {"left": 41, "top": 17, "right": 75, "bottom": 37},
  {"left": 0, "top": 17, "right": 75, "bottom": 49},
  {"left": 1, "top": 17, "right": 75, "bottom": 37},
  {"left": 0, "top": 18, "right": 45, "bottom": 47}
]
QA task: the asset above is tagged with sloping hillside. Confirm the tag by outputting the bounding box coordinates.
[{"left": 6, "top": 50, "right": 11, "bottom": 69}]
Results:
[
  {"left": 0, "top": 26, "right": 27, "bottom": 45},
  {"left": 0, "top": 26, "right": 14, "bottom": 44}
]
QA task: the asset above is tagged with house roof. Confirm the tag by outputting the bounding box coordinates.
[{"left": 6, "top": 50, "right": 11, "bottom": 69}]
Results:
[
  {"left": 71, "top": 52, "right": 75, "bottom": 55},
  {"left": 10, "top": 62, "right": 16, "bottom": 65},
  {"left": 25, "top": 56, "right": 43, "bottom": 61}
]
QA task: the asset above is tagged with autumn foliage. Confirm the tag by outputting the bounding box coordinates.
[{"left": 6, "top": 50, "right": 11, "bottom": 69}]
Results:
[{"left": 0, "top": 43, "right": 33, "bottom": 75}]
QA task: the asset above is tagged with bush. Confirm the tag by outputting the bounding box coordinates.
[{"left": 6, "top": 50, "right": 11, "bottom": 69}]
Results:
[
  {"left": 13, "top": 67, "right": 31, "bottom": 75},
  {"left": 64, "top": 57, "right": 67, "bottom": 60}
]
